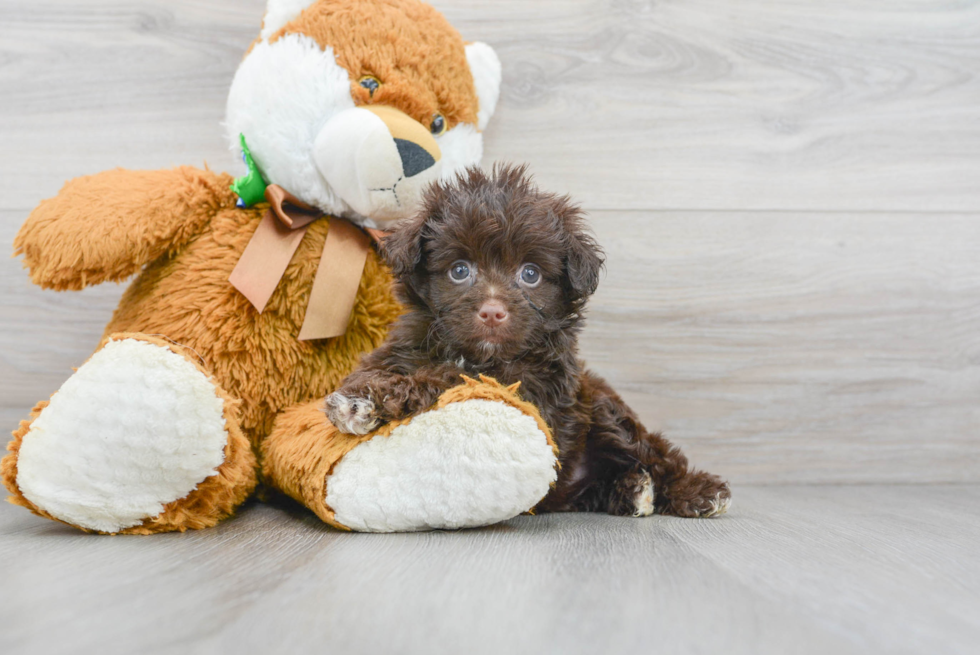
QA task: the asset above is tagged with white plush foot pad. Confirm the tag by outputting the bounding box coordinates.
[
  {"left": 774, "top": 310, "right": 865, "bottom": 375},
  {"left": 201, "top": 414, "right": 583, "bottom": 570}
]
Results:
[
  {"left": 16, "top": 338, "right": 229, "bottom": 532},
  {"left": 326, "top": 399, "right": 558, "bottom": 532}
]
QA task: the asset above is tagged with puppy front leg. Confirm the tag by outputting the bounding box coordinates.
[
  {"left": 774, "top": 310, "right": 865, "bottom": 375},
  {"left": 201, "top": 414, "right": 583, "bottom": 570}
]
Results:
[{"left": 325, "top": 366, "right": 461, "bottom": 435}]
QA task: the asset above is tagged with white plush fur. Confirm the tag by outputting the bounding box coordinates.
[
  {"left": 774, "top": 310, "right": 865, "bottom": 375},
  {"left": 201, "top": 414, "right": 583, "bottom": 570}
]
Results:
[
  {"left": 226, "top": 29, "right": 497, "bottom": 225},
  {"left": 436, "top": 122, "right": 483, "bottom": 182},
  {"left": 225, "top": 34, "right": 356, "bottom": 217},
  {"left": 326, "top": 400, "right": 558, "bottom": 532},
  {"left": 313, "top": 107, "right": 443, "bottom": 225},
  {"left": 260, "top": 0, "right": 316, "bottom": 40},
  {"left": 465, "top": 42, "right": 502, "bottom": 131},
  {"left": 16, "top": 339, "right": 229, "bottom": 533}
]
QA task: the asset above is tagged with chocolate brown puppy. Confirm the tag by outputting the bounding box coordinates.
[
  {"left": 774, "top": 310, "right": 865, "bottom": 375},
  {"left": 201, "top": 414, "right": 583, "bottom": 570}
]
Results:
[{"left": 326, "top": 165, "right": 731, "bottom": 518}]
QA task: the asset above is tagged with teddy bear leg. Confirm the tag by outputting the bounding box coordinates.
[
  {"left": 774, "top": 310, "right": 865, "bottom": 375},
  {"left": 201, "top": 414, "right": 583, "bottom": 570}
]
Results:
[
  {"left": 2, "top": 333, "right": 257, "bottom": 534},
  {"left": 262, "top": 377, "right": 560, "bottom": 532}
]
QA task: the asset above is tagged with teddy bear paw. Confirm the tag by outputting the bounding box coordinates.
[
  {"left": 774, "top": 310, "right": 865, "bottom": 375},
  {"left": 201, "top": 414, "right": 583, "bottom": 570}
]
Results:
[{"left": 6, "top": 336, "right": 250, "bottom": 533}]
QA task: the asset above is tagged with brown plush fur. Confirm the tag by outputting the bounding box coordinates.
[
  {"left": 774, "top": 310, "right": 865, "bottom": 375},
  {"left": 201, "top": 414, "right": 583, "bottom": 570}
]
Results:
[
  {"left": 13, "top": 166, "right": 403, "bottom": 451},
  {"left": 262, "top": 375, "right": 557, "bottom": 530},
  {"left": 3, "top": 334, "right": 258, "bottom": 534},
  {"left": 4, "top": 0, "right": 495, "bottom": 533},
  {"left": 268, "top": 0, "right": 479, "bottom": 130},
  {"left": 4, "top": 165, "right": 402, "bottom": 532},
  {"left": 97, "top": 169, "right": 403, "bottom": 448},
  {"left": 14, "top": 167, "right": 230, "bottom": 291},
  {"left": 328, "top": 165, "right": 732, "bottom": 518}
]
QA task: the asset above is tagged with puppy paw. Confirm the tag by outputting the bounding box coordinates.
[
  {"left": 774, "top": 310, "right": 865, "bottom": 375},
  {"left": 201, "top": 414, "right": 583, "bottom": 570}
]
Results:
[
  {"left": 663, "top": 472, "right": 732, "bottom": 518},
  {"left": 325, "top": 392, "right": 381, "bottom": 435},
  {"left": 631, "top": 471, "right": 656, "bottom": 517},
  {"left": 700, "top": 489, "right": 732, "bottom": 518},
  {"left": 607, "top": 468, "right": 657, "bottom": 517}
]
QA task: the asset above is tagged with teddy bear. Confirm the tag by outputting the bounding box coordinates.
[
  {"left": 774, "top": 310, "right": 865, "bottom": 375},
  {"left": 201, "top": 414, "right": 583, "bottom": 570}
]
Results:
[{"left": 2, "top": 0, "right": 559, "bottom": 534}]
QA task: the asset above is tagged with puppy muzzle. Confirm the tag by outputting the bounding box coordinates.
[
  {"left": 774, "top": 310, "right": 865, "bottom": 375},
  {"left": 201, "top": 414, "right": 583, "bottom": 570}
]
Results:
[{"left": 313, "top": 105, "right": 442, "bottom": 226}]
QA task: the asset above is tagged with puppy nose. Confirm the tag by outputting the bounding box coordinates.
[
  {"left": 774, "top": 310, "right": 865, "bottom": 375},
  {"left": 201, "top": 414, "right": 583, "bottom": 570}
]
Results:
[{"left": 478, "top": 301, "right": 509, "bottom": 327}]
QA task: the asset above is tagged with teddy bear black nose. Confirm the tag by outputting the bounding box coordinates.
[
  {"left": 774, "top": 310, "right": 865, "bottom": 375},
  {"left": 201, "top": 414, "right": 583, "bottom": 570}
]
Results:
[{"left": 394, "top": 138, "right": 436, "bottom": 178}]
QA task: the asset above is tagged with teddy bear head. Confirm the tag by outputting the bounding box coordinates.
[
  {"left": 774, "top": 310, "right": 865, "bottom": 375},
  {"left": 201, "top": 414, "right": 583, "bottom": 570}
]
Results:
[{"left": 225, "top": 0, "right": 501, "bottom": 228}]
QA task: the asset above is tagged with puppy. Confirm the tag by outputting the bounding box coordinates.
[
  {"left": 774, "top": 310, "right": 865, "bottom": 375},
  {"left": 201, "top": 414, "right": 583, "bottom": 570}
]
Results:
[{"left": 326, "top": 165, "right": 731, "bottom": 518}]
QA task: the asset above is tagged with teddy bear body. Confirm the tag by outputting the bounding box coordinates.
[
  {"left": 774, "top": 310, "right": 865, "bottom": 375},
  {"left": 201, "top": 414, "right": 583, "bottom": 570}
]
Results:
[
  {"left": 3, "top": 0, "right": 563, "bottom": 535},
  {"left": 14, "top": 165, "right": 401, "bottom": 448},
  {"left": 100, "top": 173, "right": 400, "bottom": 447},
  {"left": 110, "top": 205, "right": 398, "bottom": 448}
]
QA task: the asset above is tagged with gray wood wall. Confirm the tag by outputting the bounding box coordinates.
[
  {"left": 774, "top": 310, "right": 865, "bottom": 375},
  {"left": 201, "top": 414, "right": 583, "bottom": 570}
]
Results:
[{"left": 1, "top": 0, "right": 978, "bottom": 484}]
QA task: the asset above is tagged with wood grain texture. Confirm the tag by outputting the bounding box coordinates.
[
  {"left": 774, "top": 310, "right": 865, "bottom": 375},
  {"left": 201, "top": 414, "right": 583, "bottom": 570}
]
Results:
[
  {"left": 2, "top": 485, "right": 979, "bottom": 655},
  {"left": 582, "top": 211, "right": 980, "bottom": 483},
  {"left": 0, "top": 0, "right": 263, "bottom": 212},
  {"left": 464, "top": 0, "right": 980, "bottom": 211},
  {"left": 2, "top": 0, "right": 979, "bottom": 212}
]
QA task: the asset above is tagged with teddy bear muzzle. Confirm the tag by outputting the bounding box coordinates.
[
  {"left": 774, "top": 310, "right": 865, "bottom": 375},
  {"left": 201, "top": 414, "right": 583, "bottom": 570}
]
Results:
[{"left": 313, "top": 104, "right": 442, "bottom": 225}]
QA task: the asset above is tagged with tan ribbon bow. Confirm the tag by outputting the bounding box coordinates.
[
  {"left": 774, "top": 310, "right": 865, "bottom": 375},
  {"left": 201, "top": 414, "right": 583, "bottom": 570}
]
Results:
[{"left": 229, "top": 185, "right": 383, "bottom": 340}]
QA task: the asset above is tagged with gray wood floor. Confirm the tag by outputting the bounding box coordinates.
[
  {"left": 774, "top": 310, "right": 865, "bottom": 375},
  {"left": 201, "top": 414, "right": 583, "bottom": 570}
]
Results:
[
  {"left": 2, "top": 1, "right": 979, "bottom": 653},
  {"left": 2, "top": 485, "right": 979, "bottom": 655}
]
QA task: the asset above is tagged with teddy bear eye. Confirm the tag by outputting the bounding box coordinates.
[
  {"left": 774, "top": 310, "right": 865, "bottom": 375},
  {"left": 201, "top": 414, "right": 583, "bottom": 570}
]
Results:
[
  {"left": 359, "top": 75, "right": 380, "bottom": 97},
  {"left": 449, "top": 260, "right": 473, "bottom": 283},
  {"left": 519, "top": 264, "right": 541, "bottom": 287},
  {"left": 430, "top": 114, "right": 446, "bottom": 135}
]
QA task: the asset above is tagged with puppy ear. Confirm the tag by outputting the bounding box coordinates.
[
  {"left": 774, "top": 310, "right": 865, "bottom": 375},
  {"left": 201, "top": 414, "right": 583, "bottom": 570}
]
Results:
[
  {"left": 566, "top": 232, "right": 604, "bottom": 300},
  {"left": 383, "top": 176, "right": 457, "bottom": 279},
  {"left": 380, "top": 212, "right": 427, "bottom": 280},
  {"left": 559, "top": 205, "right": 604, "bottom": 301}
]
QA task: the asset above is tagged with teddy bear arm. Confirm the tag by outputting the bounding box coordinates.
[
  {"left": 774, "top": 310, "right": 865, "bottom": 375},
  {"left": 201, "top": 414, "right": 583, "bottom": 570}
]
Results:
[{"left": 14, "top": 166, "right": 237, "bottom": 290}]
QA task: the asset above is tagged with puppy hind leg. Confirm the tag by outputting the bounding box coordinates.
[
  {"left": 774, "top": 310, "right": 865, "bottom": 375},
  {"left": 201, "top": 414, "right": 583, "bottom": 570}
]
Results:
[
  {"left": 585, "top": 377, "right": 731, "bottom": 519},
  {"left": 604, "top": 466, "right": 655, "bottom": 517},
  {"left": 663, "top": 467, "right": 732, "bottom": 518},
  {"left": 634, "top": 430, "right": 731, "bottom": 518}
]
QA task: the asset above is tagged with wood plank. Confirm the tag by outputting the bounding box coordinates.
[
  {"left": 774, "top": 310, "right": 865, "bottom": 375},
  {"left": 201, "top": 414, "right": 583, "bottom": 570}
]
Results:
[
  {"left": 465, "top": 0, "right": 980, "bottom": 211},
  {"left": 0, "top": 0, "right": 264, "bottom": 212},
  {"left": 581, "top": 210, "right": 980, "bottom": 483},
  {"left": 4, "top": 210, "right": 978, "bottom": 483},
  {"left": 664, "top": 485, "right": 980, "bottom": 655},
  {"left": 0, "top": 211, "right": 125, "bottom": 412},
  {"left": 2, "top": 0, "right": 979, "bottom": 213},
  {"left": 2, "top": 485, "right": 978, "bottom": 655}
]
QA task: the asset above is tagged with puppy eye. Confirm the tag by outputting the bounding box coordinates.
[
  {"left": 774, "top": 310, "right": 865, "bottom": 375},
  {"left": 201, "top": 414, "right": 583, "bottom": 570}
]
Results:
[
  {"left": 448, "top": 260, "right": 473, "bottom": 283},
  {"left": 430, "top": 114, "right": 446, "bottom": 135},
  {"left": 359, "top": 75, "right": 380, "bottom": 97},
  {"left": 519, "top": 264, "right": 541, "bottom": 287}
]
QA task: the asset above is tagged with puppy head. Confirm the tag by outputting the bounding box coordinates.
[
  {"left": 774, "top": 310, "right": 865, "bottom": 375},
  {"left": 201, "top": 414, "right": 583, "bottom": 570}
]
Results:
[{"left": 383, "top": 164, "right": 604, "bottom": 362}]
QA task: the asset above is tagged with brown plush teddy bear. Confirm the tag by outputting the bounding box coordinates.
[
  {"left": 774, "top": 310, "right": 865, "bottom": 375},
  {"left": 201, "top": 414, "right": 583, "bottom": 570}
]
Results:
[{"left": 2, "top": 0, "right": 560, "bottom": 534}]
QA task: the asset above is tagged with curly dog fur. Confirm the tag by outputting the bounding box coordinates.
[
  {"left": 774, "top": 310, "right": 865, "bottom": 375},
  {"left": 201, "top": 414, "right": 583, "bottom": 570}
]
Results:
[{"left": 327, "top": 165, "right": 731, "bottom": 518}]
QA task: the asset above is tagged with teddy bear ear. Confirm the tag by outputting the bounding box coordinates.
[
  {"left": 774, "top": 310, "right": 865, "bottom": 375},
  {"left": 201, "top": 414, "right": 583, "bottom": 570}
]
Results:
[
  {"left": 465, "top": 42, "right": 502, "bottom": 131},
  {"left": 260, "top": 0, "right": 317, "bottom": 40}
]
